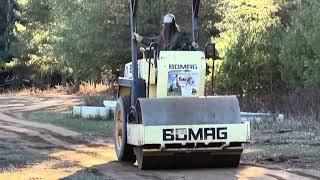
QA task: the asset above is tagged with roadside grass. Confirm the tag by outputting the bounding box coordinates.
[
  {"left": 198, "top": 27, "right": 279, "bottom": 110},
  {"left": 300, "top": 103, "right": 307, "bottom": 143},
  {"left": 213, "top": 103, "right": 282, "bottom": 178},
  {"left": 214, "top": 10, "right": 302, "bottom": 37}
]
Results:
[
  {"left": 3, "top": 86, "right": 73, "bottom": 96},
  {"left": 25, "top": 110, "right": 114, "bottom": 137},
  {"left": 81, "top": 94, "right": 115, "bottom": 107},
  {"left": 2, "top": 83, "right": 116, "bottom": 97},
  {"left": 243, "top": 117, "right": 320, "bottom": 170}
]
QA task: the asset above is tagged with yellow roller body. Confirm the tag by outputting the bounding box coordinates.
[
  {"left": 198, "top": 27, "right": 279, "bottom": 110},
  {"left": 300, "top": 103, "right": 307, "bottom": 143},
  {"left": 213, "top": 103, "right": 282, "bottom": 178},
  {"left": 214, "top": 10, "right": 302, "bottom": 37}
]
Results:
[
  {"left": 117, "top": 51, "right": 250, "bottom": 169},
  {"left": 127, "top": 96, "right": 250, "bottom": 169}
]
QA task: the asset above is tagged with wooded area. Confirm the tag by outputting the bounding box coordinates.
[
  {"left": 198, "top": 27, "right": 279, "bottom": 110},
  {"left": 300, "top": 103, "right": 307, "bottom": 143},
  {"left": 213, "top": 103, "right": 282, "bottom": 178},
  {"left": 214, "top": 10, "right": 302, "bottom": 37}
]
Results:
[{"left": 0, "top": 0, "right": 319, "bottom": 98}]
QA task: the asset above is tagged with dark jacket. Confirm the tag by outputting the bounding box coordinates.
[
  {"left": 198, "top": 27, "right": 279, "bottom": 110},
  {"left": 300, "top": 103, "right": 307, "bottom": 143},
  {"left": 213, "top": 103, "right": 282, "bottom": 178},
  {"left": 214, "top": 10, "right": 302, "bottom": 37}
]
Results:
[{"left": 141, "top": 32, "right": 193, "bottom": 50}]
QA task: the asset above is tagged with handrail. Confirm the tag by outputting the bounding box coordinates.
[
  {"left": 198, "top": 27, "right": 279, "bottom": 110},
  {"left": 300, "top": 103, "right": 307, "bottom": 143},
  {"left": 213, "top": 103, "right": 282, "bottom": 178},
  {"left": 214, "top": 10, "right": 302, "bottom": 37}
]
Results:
[{"left": 147, "top": 42, "right": 160, "bottom": 97}]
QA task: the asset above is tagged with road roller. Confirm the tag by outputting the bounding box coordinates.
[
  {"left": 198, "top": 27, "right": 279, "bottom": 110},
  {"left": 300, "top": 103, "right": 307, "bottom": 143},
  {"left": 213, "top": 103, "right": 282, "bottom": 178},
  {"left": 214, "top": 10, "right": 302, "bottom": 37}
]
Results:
[{"left": 114, "top": 0, "right": 250, "bottom": 169}]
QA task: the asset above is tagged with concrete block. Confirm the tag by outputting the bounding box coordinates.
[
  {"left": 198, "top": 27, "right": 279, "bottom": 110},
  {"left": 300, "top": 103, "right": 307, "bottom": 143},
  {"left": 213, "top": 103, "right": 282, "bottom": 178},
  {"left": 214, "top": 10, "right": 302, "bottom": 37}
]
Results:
[
  {"left": 240, "top": 112, "right": 284, "bottom": 123},
  {"left": 73, "top": 106, "right": 112, "bottom": 119},
  {"left": 103, "top": 100, "right": 117, "bottom": 109}
]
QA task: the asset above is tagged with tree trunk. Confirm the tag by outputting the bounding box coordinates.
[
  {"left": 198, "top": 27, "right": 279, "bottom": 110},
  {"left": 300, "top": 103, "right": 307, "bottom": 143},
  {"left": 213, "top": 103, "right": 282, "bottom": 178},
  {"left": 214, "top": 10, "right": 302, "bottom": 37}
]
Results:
[
  {"left": 4, "top": 0, "right": 11, "bottom": 52},
  {"left": 73, "top": 73, "right": 80, "bottom": 92},
  {"left": 61, "top": 74, "right": 66, "bottom": 86}
]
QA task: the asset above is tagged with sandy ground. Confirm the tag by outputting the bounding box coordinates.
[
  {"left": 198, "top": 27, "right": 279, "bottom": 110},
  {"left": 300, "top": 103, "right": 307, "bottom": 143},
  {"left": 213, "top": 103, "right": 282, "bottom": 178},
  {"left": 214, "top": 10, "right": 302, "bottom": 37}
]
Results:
[{"left": 0, "top": 95, "right": 319, "bottom": 180}]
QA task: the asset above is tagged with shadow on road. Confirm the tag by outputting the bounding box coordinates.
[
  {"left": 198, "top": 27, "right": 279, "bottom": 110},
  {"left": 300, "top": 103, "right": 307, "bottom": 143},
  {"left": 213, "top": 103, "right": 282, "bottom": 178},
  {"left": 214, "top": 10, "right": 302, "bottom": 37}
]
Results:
[{"left": 62, "top": 160, "right": 242, "bottom": 180}]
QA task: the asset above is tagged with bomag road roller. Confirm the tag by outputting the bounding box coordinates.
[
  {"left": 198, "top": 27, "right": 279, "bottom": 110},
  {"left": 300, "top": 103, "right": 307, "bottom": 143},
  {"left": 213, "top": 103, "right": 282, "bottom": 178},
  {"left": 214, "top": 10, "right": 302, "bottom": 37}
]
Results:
[{"left": 114, "top": 0, "right": 250, "bottom": 169}]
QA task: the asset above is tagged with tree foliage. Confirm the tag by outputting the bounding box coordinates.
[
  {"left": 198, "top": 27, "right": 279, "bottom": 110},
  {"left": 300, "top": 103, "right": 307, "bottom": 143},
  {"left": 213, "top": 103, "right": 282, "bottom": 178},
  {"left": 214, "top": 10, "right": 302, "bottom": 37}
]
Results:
[
  {"left": 12, "top": 0, "right": 55, "bottom": 74},
  {"left": 214, "top": 0, "right": 283, "bottom": 95},
  {"left": 1, "top": 0, "right": 319, "bottom": 94},
  {"left": 214, "top": 0, "right": 320, "bottom": 95},
  {"left": 0, "top": 0, "right": 18, "bottom": 62},
  {"left": 215, "top": 18, "right": 282, "bottom": 95},
  {"left": 279, "top": 0, "right": 320, "bottom": 90},
  {"left": 52, "top": 0, "right": 111, "bottom": 90}
]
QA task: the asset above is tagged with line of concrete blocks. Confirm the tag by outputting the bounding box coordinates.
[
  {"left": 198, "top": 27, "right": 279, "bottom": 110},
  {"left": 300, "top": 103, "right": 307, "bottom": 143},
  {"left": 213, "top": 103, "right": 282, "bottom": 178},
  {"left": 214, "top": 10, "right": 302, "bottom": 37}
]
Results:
[
  {"left": 240, "top": 112, "right": 284, "bottom": 123},
  {"left": 73, "top": 101, "right": 117, "bottom": 120},
  {"left": 73, "top": 100, "right": 284, "bottom": 122}
]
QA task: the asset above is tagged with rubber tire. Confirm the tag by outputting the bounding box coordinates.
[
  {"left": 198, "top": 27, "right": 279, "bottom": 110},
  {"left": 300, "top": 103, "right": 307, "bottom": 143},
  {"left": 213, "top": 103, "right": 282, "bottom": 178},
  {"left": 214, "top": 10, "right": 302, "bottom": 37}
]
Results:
[{"left": 114, "top": 96, "right": 136, "bottom": 163}]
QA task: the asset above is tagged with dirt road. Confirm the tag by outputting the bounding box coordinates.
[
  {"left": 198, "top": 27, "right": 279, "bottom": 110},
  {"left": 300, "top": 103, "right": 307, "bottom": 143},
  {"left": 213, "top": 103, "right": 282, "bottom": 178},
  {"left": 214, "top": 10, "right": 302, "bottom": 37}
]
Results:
[{"left": 0, "top": 95, "right": 318, "bottom": 180}]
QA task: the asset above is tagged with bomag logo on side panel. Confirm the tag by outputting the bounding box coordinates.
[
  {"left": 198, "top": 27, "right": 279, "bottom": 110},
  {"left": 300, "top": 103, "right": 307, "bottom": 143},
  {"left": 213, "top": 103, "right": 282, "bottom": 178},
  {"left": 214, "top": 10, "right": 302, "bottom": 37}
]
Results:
[
  {"left": 169, "top": 64, "right": 198, "bottom": 70},
  {"left": 163, "top": 127, "right": 228, "bottom": 141}
]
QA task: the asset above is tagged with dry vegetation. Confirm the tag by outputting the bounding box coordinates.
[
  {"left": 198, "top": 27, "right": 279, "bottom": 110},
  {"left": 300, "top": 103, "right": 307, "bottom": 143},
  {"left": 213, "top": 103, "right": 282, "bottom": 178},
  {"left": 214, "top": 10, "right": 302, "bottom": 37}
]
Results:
[
  {"left": 1, "top": 82, "right": 117, "bottom": 107},
  {"left": 240, "top": 90, "right": 320, "bottom": 170},
  {"left": 79, "top": 83, "right": 117, "bottom": 106},
  {"left": 239, "top": 90, "right": 320, "bottom": 121},
  {"left": 244, "top": 117, "right": 320, "bottom": 170}
]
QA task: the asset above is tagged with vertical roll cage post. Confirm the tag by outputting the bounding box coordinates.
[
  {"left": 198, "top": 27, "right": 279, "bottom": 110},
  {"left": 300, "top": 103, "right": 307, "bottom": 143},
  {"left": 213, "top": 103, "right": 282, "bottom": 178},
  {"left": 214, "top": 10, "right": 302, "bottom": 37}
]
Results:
[
  {"left": 129, "top": 0, "right": 138, "bottom": 106},
  {"left": 205, "top": 43, "right": 216, "bottom": 95},
  {"left": 192, "top": 0, "right": 200, "bottom": 44},
  {"left": 129, "top": 0, "right": 201, "bottom": 103},
  {"left": 147, "top": 42, "right": 160, "bottom": 98}
]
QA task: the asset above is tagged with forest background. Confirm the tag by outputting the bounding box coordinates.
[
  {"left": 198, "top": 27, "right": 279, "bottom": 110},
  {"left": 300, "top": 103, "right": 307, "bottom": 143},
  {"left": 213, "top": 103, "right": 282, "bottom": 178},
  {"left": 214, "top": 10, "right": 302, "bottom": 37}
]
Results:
[{"left": 0, "top": 0, "right": 319, "bottom": 118}]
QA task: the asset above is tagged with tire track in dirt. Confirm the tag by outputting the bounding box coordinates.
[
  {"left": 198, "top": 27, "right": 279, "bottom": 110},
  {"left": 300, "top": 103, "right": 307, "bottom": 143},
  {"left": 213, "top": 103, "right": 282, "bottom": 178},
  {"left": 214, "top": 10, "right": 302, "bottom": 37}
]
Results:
[
  {"left": 0, "top": 96, "right": 84, "bottom": 149},
  {"left": 0, "top": 96, "right": 114, "bottom": 179},
  {"left": 0, "top": 118, "right": 108, "bottom": 160},
  {"left": 0, "top": 127, "right": 67, "bottom": 151},
  {"left": 0, "top": 112, "right": 80, "bottom": 137},
  {"left": 0, "top": 113, "right": 109, "bottom": 151}
]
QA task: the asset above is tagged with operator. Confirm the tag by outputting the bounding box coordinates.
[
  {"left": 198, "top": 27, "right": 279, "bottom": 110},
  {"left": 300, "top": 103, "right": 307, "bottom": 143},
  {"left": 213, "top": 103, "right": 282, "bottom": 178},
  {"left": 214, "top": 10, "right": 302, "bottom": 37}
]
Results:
[{"left": 133, "top": 14, "right": 198, "bottom": 50}]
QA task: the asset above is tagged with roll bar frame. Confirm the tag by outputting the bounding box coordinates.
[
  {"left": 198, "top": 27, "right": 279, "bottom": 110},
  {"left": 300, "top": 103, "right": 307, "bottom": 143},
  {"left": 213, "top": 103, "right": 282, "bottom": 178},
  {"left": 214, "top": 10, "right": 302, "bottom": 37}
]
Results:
[{"left": 129, "top": 0, "right": 201, "bottom": 106}]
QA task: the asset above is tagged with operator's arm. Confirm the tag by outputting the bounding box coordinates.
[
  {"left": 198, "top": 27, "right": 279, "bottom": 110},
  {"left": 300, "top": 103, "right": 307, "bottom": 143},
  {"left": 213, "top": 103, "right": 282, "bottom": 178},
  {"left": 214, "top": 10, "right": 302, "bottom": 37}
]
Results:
[
  {"left": 167, "top": 32, "right": 189, "bottom": 50},
  {"left": 133, "top": 33, "right": 160, "bottom": 47},
  {"left": 141, "top": 36, "right": 161, "bottom": 46},
  {"left": 168, "top": 32, "right": 198, "bottom": 51}
]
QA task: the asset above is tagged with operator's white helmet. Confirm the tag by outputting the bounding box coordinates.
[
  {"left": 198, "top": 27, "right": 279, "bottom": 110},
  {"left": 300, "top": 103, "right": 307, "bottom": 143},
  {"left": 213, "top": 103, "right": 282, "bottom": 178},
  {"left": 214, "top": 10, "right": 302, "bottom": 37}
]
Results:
[{"left": 163, "top": 14, "right": 175, "bottom": 24}]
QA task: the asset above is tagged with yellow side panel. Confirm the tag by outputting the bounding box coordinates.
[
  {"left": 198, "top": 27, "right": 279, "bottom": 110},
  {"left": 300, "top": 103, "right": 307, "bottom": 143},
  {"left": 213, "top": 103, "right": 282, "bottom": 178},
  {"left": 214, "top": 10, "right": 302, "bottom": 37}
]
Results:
[
  {"left": 139, "top": 59, "right": 156, "bottom": 84},
  {"left": 119, "top": 85, "right": 157, "bottom": 98},
  {"left": 148, "top": 84, "right": 157, "bottom": 98},
  {"left": 118, "top": 86, "right": 131, "bottom": 97}
]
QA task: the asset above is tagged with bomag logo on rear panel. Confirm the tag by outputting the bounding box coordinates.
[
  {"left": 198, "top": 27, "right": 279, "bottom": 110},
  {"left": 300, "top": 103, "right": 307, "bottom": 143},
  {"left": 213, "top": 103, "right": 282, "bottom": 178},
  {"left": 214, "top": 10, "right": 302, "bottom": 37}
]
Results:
[
  {"left": 169, "top": 64, "right": 198, "bottom": 70},
  {"left": 163, "top": 127, "right": 228, "bottom": 141}
]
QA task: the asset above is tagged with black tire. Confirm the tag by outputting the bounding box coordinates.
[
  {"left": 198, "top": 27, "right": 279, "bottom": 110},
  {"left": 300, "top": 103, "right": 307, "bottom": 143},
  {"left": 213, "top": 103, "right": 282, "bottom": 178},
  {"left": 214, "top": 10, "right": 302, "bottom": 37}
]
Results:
[{"left": 114, "top": 96, "right": 136, "bottom": 163}]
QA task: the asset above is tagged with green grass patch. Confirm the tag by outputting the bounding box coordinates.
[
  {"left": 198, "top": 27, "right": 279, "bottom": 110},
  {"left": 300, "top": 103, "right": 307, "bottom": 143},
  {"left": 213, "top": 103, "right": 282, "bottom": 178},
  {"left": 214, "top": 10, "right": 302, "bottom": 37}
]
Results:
[{"left": 26, "top": 110, "right": 114, "bottom": 137}]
